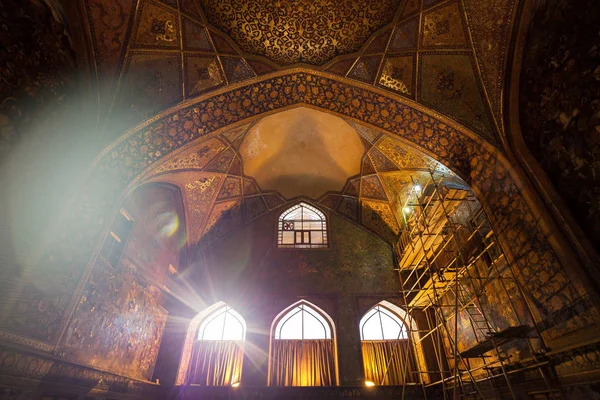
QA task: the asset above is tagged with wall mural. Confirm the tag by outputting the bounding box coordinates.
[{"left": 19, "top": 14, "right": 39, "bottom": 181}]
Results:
[
  {"left": 58, "top": 184, "right": 185, "bottom": 380},
  {"left": 59, "top": 258, "right": 167, "bottom": 381},
  {"left": 520, "top": 0, "right": 600, "bottom": 248}
]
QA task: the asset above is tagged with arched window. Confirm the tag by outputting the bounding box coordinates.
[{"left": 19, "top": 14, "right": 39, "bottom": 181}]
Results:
[
  {"left": 177, "top": 303, "right": 245, "bottom": 386},
  {"left": 198, "top": 306, "right": 246, "bottom": 341},
  {"left": 360, "top": 305, "right": 408, "bottom": 340},
  {"left": 269, "top": 301, "right": 337, "bottom": 386},
  {"left": 278, "top": 202, "right": 328, "bottom": 248},
  {"left": 359, "top": 302, "right": 417, "bottom": 385}
]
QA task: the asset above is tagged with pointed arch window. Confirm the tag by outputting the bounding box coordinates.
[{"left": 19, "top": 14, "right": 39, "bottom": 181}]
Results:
[
  {"left": 177, "top": 304, "right": 245, "bottom": 386},
  {"left": 359, "top": 303, "right": 417, "bottom": 385},
  {"left": 269, "top": 301, "right": 337, "bottom": 386},
  {"left": 278, "top": 202, "right": 328, "bottom": 248}
]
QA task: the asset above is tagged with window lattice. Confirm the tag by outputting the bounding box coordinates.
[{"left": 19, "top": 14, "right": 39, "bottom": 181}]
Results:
[{"left": 278, "top": 203, "right": 328, "bottom": 248}]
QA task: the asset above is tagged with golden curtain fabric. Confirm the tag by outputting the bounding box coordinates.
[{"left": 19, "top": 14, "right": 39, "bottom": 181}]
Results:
[
  {"left": 270, "top": 340, "right": 335, "bottom": 386},
  {"left": 361, "top": 340, "right": 417, "bottom": 385},
  {"left": 189, "top": 340, "right": 244, "bottom": 386}
]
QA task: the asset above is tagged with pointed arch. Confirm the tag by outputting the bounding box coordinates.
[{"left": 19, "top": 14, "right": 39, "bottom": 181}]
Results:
[
  {"left": 176, "top": 302, "right": 245, "bottom": 386},
  {"left": 278, "top": 202, "right": 328, "bottom": 248},
  {"left": 268, "top": 300, "right": 339, "bottom": 386},
  {"left": 359, "top": 301, "right": 424, "bottom": 385}
]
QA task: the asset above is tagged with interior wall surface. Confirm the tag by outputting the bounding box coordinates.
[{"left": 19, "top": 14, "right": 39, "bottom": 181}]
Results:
[{"left": 1, "top": 68, "right": 600, "bottom": 397}]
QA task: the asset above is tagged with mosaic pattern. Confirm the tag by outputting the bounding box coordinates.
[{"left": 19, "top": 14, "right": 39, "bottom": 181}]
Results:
[
  {"left": 338, "top": 197, "right": 359, "bottom": 221},
  {"left": 369, "top": 147, "right": 399, "bottom": 172},
  {"left": 178, "top": 0, "right": 202, "bottom": 20},
  {"left": 365, "top": 30, "right": 392, "bottom": 54},
  {"left": 204, "top": 200, "right": 243, "bottom": 240},
  {"left": 263, "top": 193, "right": 286, "bottom": 209},
  {"left": 24, "top": 72, "right": 597, "bottom": 366},
  {"left": 419, "top": 53, "right": 495, "bottom": 141},
  {"left": 422, "top": 2, "right": 468, "bottom": 48},
  {"left": 318, "top": 194, "right": 342, "bottom": 211},
  {"left": 201, "top": 0, "right": 402, "bottom": 66},
  {"left": 84, "top": 0, "right": 135, "bottom": 76},
  {"left": 120, "top": 52, "right": 183, "bottom": 118},
  {"left": 132, "top": 1, "right": 179, "bottom": 49},
  {"left": 243, "top": 178, "right": 260, "bottom": 196},
  {"left": 184, "top": 174, "right": 223, "bottom": 244},
  {"left": 520, "top": 0, "right": 600, "bottom": 247},
  {"left": 184, "top": 55, "right": 225, "bottom": 97},
  {"left": 348, "top": 56, "right": 382, "bottom": 84},
  {"left": 203, "top": 147, "right": 235, "bottom": 173},
  {"left": 216, "top": 176, "right": 242, "bottom": 200},
  {"left": 378, "top": 55, "right": 415, "bottom": 97},
  {"left": 361, "top": 175, "right": 388, "bottom": 200},
  {"left": 377, "top": 137, "right": 438, "bottom": 170},
  {"left": 362, "top": 155, "right": 377, "bottom": 175},
  {"left": 388, "top": 18, "right": 418, "bottom": 52},
  {"left": 400, "top": 0, "right": 420, "bottom": 17},
  {"left": 361, "top": 200, "right": 400, "bottom": 241},
  {"left": 152, "top": 138, "right": 227, "bottom": 175},
  {"left": 220, "top": 57, "right": 256, "bottom": 83},
  {"left": 464, "top": 0, "right": 515, "bottom": 118},
  {"left": 182, "top": 18, "right": 213, "bottom": 51},
  {"left": 343, "top": 178, "right": 361, "bottom": 197}
]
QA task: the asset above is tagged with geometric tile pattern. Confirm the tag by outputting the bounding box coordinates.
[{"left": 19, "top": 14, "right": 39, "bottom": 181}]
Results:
[
  {"left": 419, "top": 53, "right": 495, "bottom": 141},
  {"left": 421, "top": 2, "right": 468, "bottom": 48},
  {"left": 80, "top": 0, "right": 516, "bottom": 145},
  {"left": 201, "top": 0, "right": 402, "bottom": 66}
]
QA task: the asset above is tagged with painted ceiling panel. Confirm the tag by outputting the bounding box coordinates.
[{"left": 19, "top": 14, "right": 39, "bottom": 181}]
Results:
[
  {"left": 200, "top": 0, "right": 402, "bottom": 66},
  {"left": 80, "top": 0, "right": 516, "bottom": 146},
  {"left": 132, "top": 1, "right": 180, "bottom": 49},
  {"left": 419, "top": 53, "right": 495, "bottom": 141},
  {"left": 421, "top": 1, "right": 468, "bottom": 49},
  {"left": 184, "top": 55, "right": 225, "bottom": 97},
  {"left": 463, "top": 0, "right": 515, "bottom": 120},
  {"left": 239, "top": 108, "right": 365, "bottom": 199},
  {"left": 140, "top": 115, "right": 462, "bottom": 245}
]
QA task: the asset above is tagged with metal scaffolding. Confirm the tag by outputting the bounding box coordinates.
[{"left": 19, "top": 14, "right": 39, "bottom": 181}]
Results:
[{"left": 392, "top": 171, "right": 563, "bottom": 400}]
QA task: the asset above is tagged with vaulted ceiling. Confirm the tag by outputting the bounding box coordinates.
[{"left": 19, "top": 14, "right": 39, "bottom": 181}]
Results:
[
  {"left": 80, "top": 0, "right": 516, "bottom": 145},
  {"left": 136, "top": 107, "right": 462, "bottom": 247}
]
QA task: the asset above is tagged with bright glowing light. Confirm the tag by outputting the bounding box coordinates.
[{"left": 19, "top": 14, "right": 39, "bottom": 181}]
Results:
[
  {"left": 365, "top": 380, "right": 375, "bottom": 387},
  {"left": 275, "top": 303, "right": 331, "bottom": 340},
  {"left": 403, "top": 207, "right": 411, "bottom": 214},
  {"left": 231, "top": 381, "right": 241, "bottom": 388},
  {"left": 414, "top": 184, "right": 421, "bottom": 193},
  {"left": 158, "top": 211, "right": 179, "bottom": 238},
  {"left": 198, "top": 306, "right": 246, "bottom": 340}
]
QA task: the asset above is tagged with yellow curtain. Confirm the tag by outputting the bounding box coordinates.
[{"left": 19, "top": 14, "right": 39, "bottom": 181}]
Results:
[
  {"left": 189, "top": 340, "right": 244, "bottom": 386},
  {"left": 270, "top": 340, "right": 335, "bottom": 386},
  {"left": 361, "top": 340, "right": 417, "bottom": 385}
]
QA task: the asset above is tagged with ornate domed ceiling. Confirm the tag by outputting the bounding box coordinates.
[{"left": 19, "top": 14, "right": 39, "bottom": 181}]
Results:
[
  {"left": 76, "top": 0, "right": 518, "bottom": 147},
  {"left": 140, "top": 108, "right": 459, "bottom": 246},
  {"left": 200, "top": 0, "right": 402, "bottom": 66},
  {"left": 239, "top": 108, "right": 364, "bottom": 198}
]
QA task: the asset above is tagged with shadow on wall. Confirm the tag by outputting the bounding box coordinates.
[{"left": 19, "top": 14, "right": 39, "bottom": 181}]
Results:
[{"left": 520, "top": 0, "right": 600, "bottom": 247}]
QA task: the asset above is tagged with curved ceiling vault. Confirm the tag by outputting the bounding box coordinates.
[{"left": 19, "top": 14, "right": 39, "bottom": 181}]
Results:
[
  {"left": 140, "top": 107, "right": 461, "bottom": 247},
  {"left": 79, "top": 0, "right": 517, "bottom": 144}
]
